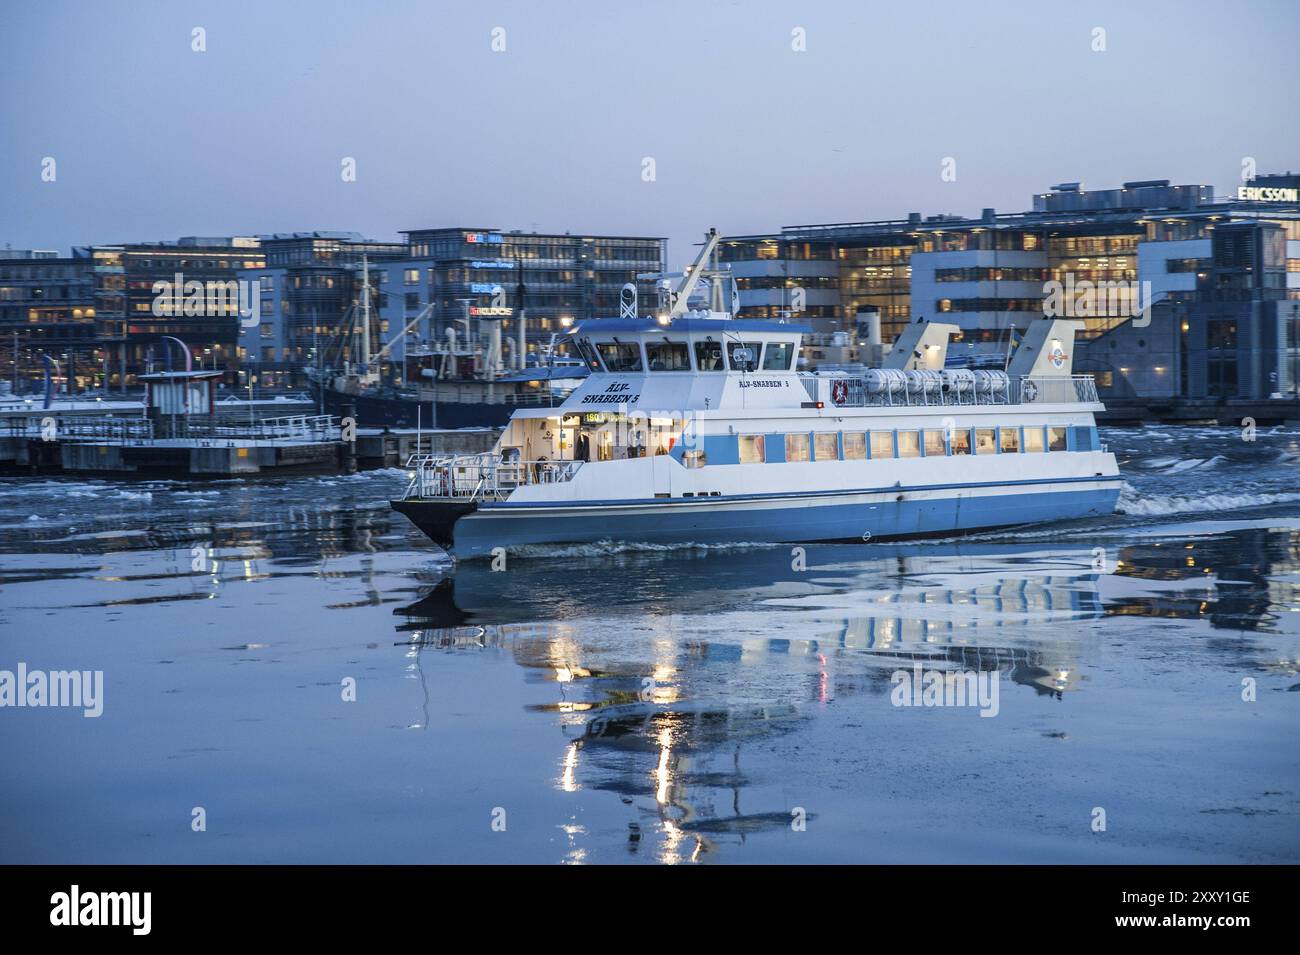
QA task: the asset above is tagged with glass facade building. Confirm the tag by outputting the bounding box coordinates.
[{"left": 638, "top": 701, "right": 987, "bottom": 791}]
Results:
[
  {"left": 720, "top": 176, "right": 1300, "bottom": 398},
  {"left": 402, "top": 228, "right": 665, "bottom": 350}
]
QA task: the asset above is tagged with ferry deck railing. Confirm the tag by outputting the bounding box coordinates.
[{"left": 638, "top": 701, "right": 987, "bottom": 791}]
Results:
[
  {"left": 809, "top": 373, "right": 1098, "bottom": 408},
  {"left": 405, "top": 452, "right": 583, "bottom": 502}
]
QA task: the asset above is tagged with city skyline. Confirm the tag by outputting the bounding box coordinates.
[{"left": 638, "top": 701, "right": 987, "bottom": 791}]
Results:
[{"left": 4, "top": 0, "right": 1299, "bottom": 267}]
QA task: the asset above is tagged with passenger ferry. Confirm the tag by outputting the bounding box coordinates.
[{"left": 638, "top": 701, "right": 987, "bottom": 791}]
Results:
[{"left": 391, "top": 231, "right": 1121, "bottom": 559}]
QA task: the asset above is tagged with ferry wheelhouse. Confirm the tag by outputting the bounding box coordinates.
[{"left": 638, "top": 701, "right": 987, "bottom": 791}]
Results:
[{"left": 392, "top": 232, "right": 1120, "bottom": 559}]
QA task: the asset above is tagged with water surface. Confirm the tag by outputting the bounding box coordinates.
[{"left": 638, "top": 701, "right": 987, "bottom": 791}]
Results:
[{"left": 1, "top": 426, "right": 1298, "bottom": 863}]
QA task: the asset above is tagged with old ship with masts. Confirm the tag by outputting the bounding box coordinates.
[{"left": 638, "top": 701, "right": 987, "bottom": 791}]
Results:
[{"left": 310, "top": 255, "right": 588, "bottom": 428}]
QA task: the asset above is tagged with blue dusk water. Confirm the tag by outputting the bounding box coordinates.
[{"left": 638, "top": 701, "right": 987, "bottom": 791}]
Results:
[{"left": 0, "top": 425, "right": 1297, "bottom": 864}]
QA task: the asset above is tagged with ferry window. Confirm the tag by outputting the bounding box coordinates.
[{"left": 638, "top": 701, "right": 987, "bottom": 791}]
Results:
[
  {"left": 1047, "top": 426, "right": 1068, "bottom": 451},
  {"left": 738, "top": 434, "right": 765, "bottom": 464},
  {"left": 1024, "top": 426, "right": 1046, "bottom": 452},
  {"left": 574, "top": 338, "right": 603, "bottom": 372},
  {"left": 870, "top": 431, "right": 895, "bottom": 458},
  {"left": 999, "top": 427, "right": 1021, "bottom": 453},
  {"left": 897, "top": 431, "right": 921, "bottom": 458},
  {"left": 762, "top": 341, "right": 794, "bottom": 370},
  {"left": 951, "top": 428, "right": 972, "bottom": 455},
  {"left": 646, "top": 340, "right": 690, "bottom": 371},
  {"left": 843, "top": 432, "right": 867, "bottom": 460},
  {"left": 596, "top": 341, "right": 643, "bottom": 373},
  {"left": 814, "top": 432, "right": 838, "bottom": 461},
  {"left": 785, "top": 433, "right": 810, "bottom": 462},
  {"left": 923, "top": 430, "right": 946, "bottom": 457},
  {"left": 974, "top": 428, "right": 997, "bottom": 454},
  {"left": 727, "top": 341, "right": 762, "bottom": 372},
  {"left": 695, "top": 340, "right": 725, "bottom": 372}
]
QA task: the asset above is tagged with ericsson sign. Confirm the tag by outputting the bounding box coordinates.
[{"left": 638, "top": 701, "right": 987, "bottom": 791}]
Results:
[{"left": 1237, "top": 185, "right": 1300, "bottom": 202}]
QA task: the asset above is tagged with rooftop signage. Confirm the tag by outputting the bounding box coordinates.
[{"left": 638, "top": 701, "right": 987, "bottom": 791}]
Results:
[{"left": 1237, "top": 185, "right": 1299, "bottom": 202}]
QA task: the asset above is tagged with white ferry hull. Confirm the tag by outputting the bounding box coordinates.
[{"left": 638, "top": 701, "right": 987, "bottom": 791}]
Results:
[
  {"left": 437, "top": 475, "right": 1121, "bottom": 558},
  {"left": 390, "top": 310, "right": 1124, "bottom": 561}
]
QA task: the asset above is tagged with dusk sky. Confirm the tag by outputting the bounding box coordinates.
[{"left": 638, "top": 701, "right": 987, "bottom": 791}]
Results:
[{"left": 3, "top": 0, "right": 1298, "bottom": 267}]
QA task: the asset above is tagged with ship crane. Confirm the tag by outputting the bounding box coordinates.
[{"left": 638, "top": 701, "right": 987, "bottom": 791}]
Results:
[{"left": 637, "top": 227, "right": 736, "bottom": 323}]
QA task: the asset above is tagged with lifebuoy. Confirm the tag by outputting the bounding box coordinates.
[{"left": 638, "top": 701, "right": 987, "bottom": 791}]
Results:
[{"left": 831, "top": 380, "right": 849, "bottom": 406}]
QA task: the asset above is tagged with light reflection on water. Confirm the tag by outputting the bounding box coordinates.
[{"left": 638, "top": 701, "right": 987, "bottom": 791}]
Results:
[
  {"left": 1, "top": 427, "right": 1298, "bottom": 863},
  {"left": 394, "top": 532, "right": 1299, "bottom": 863}
]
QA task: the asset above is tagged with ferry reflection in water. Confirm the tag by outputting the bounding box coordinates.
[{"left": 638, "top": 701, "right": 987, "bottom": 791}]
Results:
[
  {"left": 395, "top": 542, "right": 1114, "bottom": 861},
  {"left": 391, "top": 523, "right": 1300, "bottom": 863}
]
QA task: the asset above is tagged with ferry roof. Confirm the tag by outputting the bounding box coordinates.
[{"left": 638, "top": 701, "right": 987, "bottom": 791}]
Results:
[{"left": 568, "top": 317, "right": 813, "bottom": 337}]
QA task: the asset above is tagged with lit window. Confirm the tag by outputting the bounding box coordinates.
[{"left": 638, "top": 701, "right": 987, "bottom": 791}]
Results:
[
  {"left": 974, "top": 428, "right": 997, "bottom": 454},
  {"left": 951, "top": 429, "right": 972, "bottom": 455},
  {"left": 814, "top": 432, "right": 838, "bottom": 461},
  {"left": 870, "top": 431, "right": 895, "bottom": 458},
  {"left": 785, "top": 433, "right": 810, "bottom": 462},
  {"left": 842, "top": 432, "right": 867, "bottom": 460},
  {"left": 738, "top": 435, "right": 765, "bottom": 464},
  {"left": 1000, "top": 427, "right": 1020, "bottom": 453},
  {"left": 1047, "top": 427, "right": 1068, "bottom": 451},
  {"left": 1024, "top": 426, "right": 1045, "bottom": 452},
  {"left": 897, "top": 431, "right": 920, "bottom": 458},
  {"left": 923, "top": 431, "right": 945, "bottom": 456}
]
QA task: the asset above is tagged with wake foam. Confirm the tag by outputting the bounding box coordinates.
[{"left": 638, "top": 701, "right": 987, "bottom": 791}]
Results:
[
  {"left": 505, "top": 539, "right": 786, "bottom": 559},
  {"left": 1118, "top": 482, "right": 1300, "bottom": 517}
]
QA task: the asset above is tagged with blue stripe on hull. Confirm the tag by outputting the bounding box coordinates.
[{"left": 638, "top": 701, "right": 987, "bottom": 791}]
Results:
[{"left": 450, "top": 486, "right": 1120, "bottom": 559}]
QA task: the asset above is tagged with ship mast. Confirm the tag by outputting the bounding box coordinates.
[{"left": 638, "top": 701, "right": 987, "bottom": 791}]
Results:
[{"left": 360, "top": 253, "right": 372, "bottom": 374}]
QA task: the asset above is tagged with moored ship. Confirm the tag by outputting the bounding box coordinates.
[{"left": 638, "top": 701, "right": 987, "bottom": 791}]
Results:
[{"left": 310, "top": 255, "right": 586, "bottom": 428}]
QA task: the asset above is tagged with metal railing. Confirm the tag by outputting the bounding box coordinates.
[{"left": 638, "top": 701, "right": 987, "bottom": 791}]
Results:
[
  {"left": 1014, "top": 376, "right": 1099, "bottom": 404},
  {"left": 813, "top": 373, "right": 1098, "bottom": 408},
  {"left": 4, "top": 412, "right": 341, "bottom": 444},
  {"left": 404, "top": 452, "right": 582, "bottom": 501},
  {"left": 3, "top": 415, "right": 154, "bottom": 441}
]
